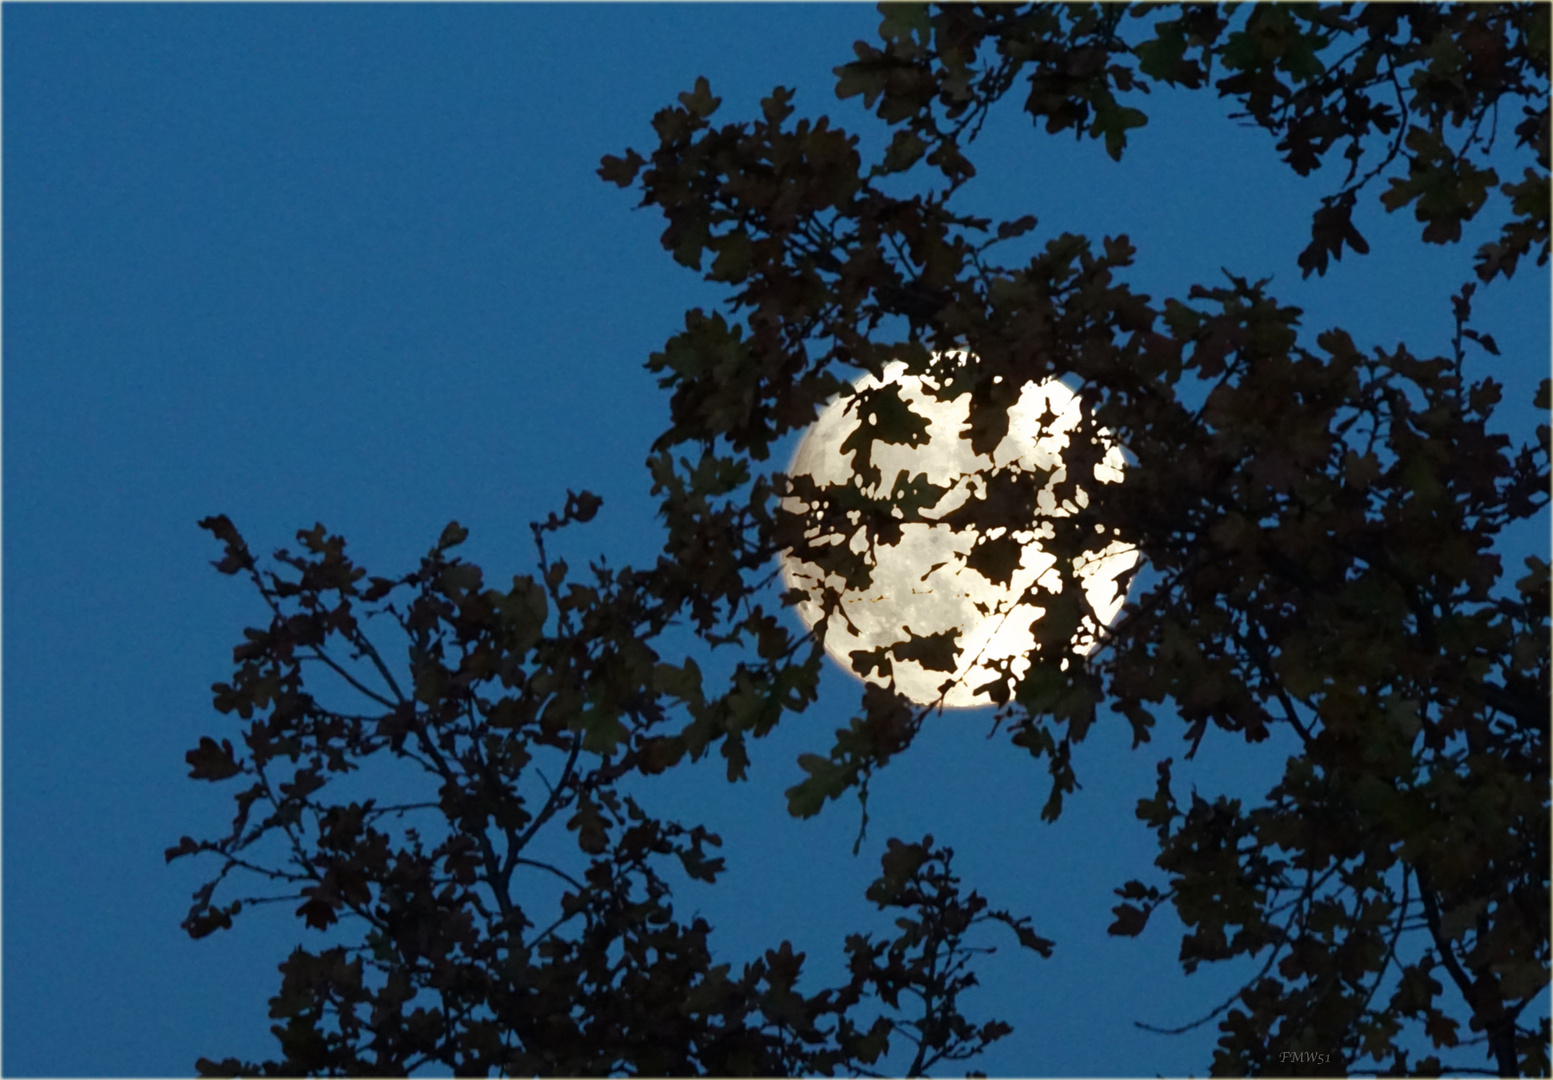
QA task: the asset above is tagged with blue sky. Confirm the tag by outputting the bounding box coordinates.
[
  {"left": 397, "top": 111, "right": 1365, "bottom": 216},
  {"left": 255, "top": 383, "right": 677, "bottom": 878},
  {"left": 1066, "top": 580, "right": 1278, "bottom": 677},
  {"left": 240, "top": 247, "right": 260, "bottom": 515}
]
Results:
[{"left": 4, "top": 5, "right": 1547, "bottom": 1077}]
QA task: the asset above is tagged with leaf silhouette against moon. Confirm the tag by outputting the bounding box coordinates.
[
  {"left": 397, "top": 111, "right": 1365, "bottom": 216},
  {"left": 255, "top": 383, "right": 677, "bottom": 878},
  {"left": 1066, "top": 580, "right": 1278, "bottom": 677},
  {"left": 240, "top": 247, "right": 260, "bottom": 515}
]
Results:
[{"left": 781, "top": 357, "right": 1139, "bottom": 708}]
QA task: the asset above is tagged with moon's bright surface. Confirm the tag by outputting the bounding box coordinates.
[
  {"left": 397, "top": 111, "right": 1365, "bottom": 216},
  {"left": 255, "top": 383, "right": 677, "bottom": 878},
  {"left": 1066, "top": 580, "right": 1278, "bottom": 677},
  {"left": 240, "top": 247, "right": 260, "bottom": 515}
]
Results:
[{"left": 781, "top": 359, "right": 1139, "bottom": 708}]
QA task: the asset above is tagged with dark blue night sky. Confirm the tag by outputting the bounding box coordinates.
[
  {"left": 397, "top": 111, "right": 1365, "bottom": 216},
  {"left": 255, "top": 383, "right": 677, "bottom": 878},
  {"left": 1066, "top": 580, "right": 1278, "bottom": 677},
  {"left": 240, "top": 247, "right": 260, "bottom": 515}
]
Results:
[{"left": 4, "top": 5, "right": 1546, "bottom": 1076}]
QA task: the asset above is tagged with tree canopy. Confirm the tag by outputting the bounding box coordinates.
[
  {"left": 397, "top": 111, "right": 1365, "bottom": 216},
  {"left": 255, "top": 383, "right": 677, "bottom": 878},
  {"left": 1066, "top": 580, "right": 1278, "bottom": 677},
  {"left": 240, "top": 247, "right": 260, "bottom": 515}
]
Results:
[{"left": 175, "top": 4, "right": 1549, "bottom": 1076}]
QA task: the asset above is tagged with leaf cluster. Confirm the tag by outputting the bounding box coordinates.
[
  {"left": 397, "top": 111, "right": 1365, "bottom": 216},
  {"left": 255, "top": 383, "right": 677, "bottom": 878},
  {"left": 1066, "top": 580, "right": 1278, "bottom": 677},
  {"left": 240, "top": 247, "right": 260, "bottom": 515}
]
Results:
[{"left": 177, "top": 508, "right": 1048, "bottom": 1076}]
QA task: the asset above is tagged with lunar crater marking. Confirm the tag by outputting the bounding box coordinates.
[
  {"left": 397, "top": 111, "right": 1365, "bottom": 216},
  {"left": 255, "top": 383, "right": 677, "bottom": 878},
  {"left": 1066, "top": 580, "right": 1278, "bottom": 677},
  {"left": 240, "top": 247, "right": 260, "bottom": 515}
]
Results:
[{"left": 779, "top": 358, "right": 1140, "bottom": 708}]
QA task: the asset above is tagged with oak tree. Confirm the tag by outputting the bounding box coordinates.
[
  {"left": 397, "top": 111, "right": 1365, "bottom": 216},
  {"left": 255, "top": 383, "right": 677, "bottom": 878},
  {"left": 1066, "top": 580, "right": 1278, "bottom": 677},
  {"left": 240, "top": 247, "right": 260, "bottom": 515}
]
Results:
[
  {"left": 177, "top": 4, "right": 1549, "bottom": 1076},
  {"left": 176, "top": 505, "right": 1049, "bottom": 1076}
]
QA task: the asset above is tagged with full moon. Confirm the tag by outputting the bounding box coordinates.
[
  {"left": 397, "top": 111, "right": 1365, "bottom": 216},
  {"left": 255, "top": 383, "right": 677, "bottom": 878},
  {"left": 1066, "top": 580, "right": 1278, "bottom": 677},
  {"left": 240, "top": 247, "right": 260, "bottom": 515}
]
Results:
[{"left": 780, "top": 358, "right": 1139, "bottom": 708}]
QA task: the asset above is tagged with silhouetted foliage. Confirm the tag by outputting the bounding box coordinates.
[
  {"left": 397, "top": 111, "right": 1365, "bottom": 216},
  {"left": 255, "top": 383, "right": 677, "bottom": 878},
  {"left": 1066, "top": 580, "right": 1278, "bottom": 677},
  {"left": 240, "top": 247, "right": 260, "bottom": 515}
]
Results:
[
  {"left": 179, "top": 4, "right": 1548, "bottom": 1076},
  {"left": 176, "top": 506, "right": 1049, "bottom": 1077}
]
